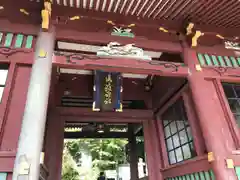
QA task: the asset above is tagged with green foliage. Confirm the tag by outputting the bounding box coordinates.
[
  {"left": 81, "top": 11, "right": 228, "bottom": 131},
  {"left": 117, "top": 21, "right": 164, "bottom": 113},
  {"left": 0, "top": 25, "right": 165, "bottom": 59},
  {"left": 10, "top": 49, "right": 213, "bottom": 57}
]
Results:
[
  {"left": 62, "top": 138, "right": 147, "bottom": 180},
  {"left": 65, "top": 139, "right": 128, "bottom": 171},
  {"left": 62, "top": 147, "right": 80, "bottom": 180}
]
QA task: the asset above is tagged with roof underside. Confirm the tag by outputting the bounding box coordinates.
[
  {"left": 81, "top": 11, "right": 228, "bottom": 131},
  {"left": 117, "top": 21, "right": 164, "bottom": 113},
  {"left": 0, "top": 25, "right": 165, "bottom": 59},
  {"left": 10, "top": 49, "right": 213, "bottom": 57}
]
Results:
[
  {"left": 30, "top": 0, "right": 240, "bottom": 29},
  {"left": 1, "top": 0, "right": 239, "bottom": 45}
]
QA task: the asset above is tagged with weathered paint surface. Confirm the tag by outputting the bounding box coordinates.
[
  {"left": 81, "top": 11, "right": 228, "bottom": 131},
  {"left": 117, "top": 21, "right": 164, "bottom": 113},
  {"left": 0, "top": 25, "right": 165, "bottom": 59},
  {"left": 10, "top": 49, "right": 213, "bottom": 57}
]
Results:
[
  {"left": 183, "top": 48, "right": 237, "bottom": 179},
  {"left": 0, "top": 27, "right": 240, "bottom": 180},
  {"left": 0, "top": 66, "right": 31, "bottom": 151}
]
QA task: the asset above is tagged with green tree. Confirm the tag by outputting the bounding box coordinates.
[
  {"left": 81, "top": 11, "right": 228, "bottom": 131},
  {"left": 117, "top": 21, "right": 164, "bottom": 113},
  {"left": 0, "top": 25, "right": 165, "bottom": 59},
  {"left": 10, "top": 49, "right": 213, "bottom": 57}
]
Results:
[
  {"left": 62, "top": 147, "right": 80, "bottom": 180},
  {"left": 65, "top": 139, "right": 128, "bottom": 171}
]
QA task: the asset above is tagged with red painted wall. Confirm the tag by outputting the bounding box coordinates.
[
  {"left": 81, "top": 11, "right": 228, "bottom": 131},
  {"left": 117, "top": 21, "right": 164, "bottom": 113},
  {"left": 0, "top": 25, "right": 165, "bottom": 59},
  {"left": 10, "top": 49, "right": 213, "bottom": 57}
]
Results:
[
  {"left": 57, "top": 73, "right": 150, "bottom": 104},
  {"left": 0, "top": 64, "right": 31, "bottom": 173},
  {"left": 152, "top": 76, "right": 186, "bottom": 110}
]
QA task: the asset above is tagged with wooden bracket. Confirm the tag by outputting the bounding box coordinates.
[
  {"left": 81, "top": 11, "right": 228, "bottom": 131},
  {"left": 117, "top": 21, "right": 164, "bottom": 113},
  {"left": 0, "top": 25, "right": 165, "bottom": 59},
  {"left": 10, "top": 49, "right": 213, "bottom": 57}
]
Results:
[
  {"left": 192, "top": 30, "right": 204, "bottom": 47},
  {"left": 186, "top": 22, "right": 194, "bottom": 35},
  {"left": 41, "top": 0, "right": 52, "bottom": 30}
]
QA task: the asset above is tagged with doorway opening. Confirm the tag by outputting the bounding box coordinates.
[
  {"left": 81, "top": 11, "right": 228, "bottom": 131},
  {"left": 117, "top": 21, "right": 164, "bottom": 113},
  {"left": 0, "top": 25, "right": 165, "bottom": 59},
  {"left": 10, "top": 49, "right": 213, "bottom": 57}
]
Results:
[{"left": 62, "top": 122, "right": 147, "bottom": 180}]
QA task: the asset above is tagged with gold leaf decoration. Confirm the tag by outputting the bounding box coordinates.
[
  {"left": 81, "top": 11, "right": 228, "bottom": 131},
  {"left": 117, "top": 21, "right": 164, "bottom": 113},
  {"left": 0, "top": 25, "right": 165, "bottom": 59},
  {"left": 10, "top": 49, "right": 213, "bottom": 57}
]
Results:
[
  {"left": 41, "top": 0, "right": 52, "bottom": 30},
  {"left": 20, "top": 9, "right": 29, "bottom": 15},
  {"left": 115, "top": 103, "right": 123, "bottom": 112},
  {"left": 128, "top": 24, "right": 136, "bottom": 28},
  {"left": 38, "top": 49, "right": 47, "bottom": 58},
  {"left": 92, "top": 101, "right": 100, "bottom": 112},
  {"left": 216, "top": 34, "right": 225, "bottom": 39},
  {"left": 69, "top": 16, "right": 80, "bottom": 21},
  {"left": 159, "top": 27, "right": 169, "bottom": 33},
  {"left": 192, "top": 31, "right": 204, "bottom": 47},
  {"left": 195, "top": 64, "right": 202, "bottom": 71},
  {"left": 107, "top": 20, "right": 116, "bottom": 26},
  {"left": 186, "top": 22, "right": 194, "bottom": 35}
]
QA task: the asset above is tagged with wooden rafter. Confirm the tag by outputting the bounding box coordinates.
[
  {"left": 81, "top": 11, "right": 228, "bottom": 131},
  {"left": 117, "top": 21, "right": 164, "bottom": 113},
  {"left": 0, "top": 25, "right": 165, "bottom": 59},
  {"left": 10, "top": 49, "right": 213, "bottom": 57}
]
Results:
[{"left": 26, "top": 0, "right": 240, "bottom": 29}]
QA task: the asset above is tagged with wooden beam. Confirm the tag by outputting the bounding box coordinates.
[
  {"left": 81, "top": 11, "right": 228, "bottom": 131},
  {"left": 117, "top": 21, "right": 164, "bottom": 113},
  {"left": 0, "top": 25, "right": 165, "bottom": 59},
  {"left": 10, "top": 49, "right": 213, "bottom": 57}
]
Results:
[
  {"left": 55, "top": 30, "right": 182, "bottom": 52},
  {"left": 62, "top": 116, "right": 144, "bottom": 123},
  {"left": 54, "top": 56, "right": 188, "bottom": 77},
  {"left": 54, "top": 107, "right": 153, "bottom": 120},
  {"left": 0, "top": 18, "right": 182, "bottom": 52},
  {"left": 51, "top": 3, "right": 178, "bottom": 29},
  {"left": 161, "top": 156, "right": 210, "bottom": 178},
  {"left": 2, "top": 0, "right": 41, "bottom": 26},
  {"left": 155, "top": 83, "right": 188, "bottom": 115},
  {"left": 50, "top": 3, "right": 240, "bottom": 37},
  {"left": 2, "top": 0, "right": 240, "bottom": 38},
  {"left": 1, "top": 51, "right": 188, "bottom": 78},
  {"left": 64, "top": 131, "right": 129, "bottom": 138},
  {"left": 0, "top": 19, "right": 38, "bottom": 34}
]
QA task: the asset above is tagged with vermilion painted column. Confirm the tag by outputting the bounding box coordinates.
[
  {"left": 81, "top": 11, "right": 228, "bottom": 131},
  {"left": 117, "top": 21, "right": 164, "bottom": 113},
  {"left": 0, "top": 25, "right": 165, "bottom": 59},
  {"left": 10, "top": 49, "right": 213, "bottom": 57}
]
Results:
[
  {"left": 183, "top": 47, "right": 237, "bottom": 180},
  {"left": 44, "top": 114, "right": 65, "bottom": 180},
  {"left": 128, "top": 125, "right": 138, "bottom": 180},
  {"left": 182, "top": 91, "right": 206, "bottom": 156},
  {"left": 155, "top": 117, "right": 169, "bottom": 168},
  {"left": 143, "top": 120, "right": 164, "bottom": 180}
]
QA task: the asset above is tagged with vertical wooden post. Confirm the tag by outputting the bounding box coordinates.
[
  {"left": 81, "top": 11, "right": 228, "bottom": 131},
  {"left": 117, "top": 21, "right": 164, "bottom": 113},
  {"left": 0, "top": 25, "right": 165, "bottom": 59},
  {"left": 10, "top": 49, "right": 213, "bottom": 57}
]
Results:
[
  {"left": 215, "top": 79, "right": 240, "bottom": 148},
  {"left": 143, "top": 120, "right": 164, "bottom": 180},
  {"left": 12, "top": 31, "right": 55, "bottom": 180},
  {"left": 44, "top": 114, "right": 65, "bottom": 180},
  {"left": 128, "top": 125, "right": 139, "bottom": 180},
  {"left": 183, "top": 47, "right": 237, "bottom": 180},
  {"left": 155, "top": 117, "right": 169, "bottom": 168},
  {"left": 182, "top": 91, "right": 206, "bottom": 156}
]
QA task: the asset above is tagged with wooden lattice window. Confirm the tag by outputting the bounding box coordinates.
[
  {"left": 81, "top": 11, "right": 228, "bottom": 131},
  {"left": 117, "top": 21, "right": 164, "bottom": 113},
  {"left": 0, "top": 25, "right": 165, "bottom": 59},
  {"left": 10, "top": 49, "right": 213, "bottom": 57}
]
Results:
[
  {"left": 222, "top": 83, "right": 240, "bottom": 127},
  {"left": 162, "top": 98, "right": 196, "bottom": 165},
  {"left": 0, "top": 64, "right": 9, "bottom": 103}
]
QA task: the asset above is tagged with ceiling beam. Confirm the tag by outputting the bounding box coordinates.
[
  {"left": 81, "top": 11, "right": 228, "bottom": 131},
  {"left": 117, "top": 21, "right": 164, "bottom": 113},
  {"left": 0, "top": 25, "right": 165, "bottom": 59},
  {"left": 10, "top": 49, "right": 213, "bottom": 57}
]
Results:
[
  {"left": 1, "top": 0, "right": 240, "bottom": 37},
  {"left": 2, "top": 0, "right": 41, "bottom": 25},
  {"left": 50, "top": 3, "right": 240, "bottom": 37},
  {"left": 55, "top": 107, "right": 153, "bottom": 120},
  {"left": 51, "top": 4, "right": 179, "bottom": 29},
  {"left": 64, "top": 131, "right": 129, "bottom": 138},
  {"left": 63, "top": 116, "right": 144, "bottom": 123},
  {"left": 53, "top": 56, "right": 188, "bottom": 77},
  {"left": 0, "top": 19, "right": 39, "bottom": 34},
  {"left": 55, "top": 29, "right": 182, "bottom": 52}
]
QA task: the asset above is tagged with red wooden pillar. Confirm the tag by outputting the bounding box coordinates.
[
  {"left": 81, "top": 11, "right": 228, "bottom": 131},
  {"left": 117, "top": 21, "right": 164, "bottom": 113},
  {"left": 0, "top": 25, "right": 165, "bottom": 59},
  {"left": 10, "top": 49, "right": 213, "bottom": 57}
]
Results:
[
  {"left": 182, "top": 91, "right": 206, "bottom": 156},
  {"left": 183, "top": 47, "right": 237, "bottom": 179},
  {"left": 44, "top": 114, "right": 65, "bottom": 180},
  {"left": 155, "top": 117, "right": 169, "bottom": 168},
  {"left": 128, "top": 125, "right": 139, "bottom": 180},
  {"left": 143, "top": 120, "right": 164, "bottom": 180}
]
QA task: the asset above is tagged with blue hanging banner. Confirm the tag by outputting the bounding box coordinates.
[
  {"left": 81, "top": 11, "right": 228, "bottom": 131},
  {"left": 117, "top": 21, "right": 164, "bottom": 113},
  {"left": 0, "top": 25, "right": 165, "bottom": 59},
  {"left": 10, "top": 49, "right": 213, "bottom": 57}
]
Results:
[{"left": 93, "top": 70, "right": 122, "bottom": 112}]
